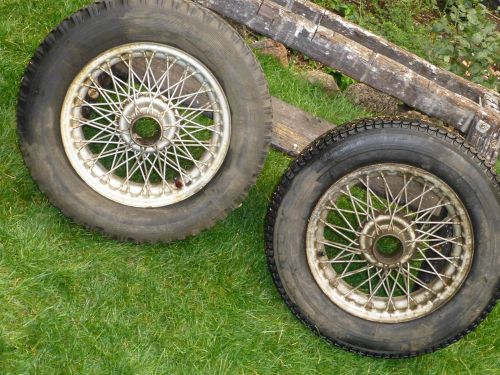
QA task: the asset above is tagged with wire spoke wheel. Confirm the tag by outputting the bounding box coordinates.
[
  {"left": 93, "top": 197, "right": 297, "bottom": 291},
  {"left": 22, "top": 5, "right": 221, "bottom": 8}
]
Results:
[
  {"left": 61, "top": 43, "right": 231, "bottom": 208},
  {"left": 307, "top": 164, "right": 473, "bottom": 322},
  {"left": 19, "top": 1, "right": 270, "bottom": 242},
  {"left": 266, "top": 119, "right": 500, "bottom": 357}
]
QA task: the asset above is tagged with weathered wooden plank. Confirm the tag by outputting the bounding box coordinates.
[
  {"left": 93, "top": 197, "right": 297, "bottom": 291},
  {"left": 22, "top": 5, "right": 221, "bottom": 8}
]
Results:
[
  {"left": 267, "top": 0, "right": 500, "bottom": 105},
  {"left": 271, "top": 97, "right": 334, "bottom": 154},
  {"left": 196, "top": 0, "right": 499, "bottom": 161}
]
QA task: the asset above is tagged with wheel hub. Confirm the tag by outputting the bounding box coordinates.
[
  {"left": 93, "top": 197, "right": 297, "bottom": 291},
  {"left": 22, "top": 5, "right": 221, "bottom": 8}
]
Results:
[
  {"left": 119, "top": 96, "right": 178, "bottom": 153},
  {"left": 359, "top": 214, "right": 416, "bottom": 268}
]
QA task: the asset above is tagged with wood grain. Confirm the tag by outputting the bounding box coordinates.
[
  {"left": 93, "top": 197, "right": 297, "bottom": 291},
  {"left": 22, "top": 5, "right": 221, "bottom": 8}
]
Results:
[{"left": 271, "top": 97, "right": 335, "bottom": 155}]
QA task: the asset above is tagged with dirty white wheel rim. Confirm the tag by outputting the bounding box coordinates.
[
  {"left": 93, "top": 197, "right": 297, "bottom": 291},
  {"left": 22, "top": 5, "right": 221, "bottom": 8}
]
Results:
[
  {"left": 306, "top": 164, "right": 473, "bottom": 323},
  {"left": 61, "top": 43, "right": 231, "bottom": 208}
]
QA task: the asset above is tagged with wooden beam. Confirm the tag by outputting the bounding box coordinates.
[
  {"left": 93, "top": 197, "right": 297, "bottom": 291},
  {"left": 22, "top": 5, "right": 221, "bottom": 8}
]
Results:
[
  {"left": 196, "top": 0, "right": 499, "bottom": 162},
  {"left": 271, "top": 97, "right": 334, "bottom": 154},
  {"left": 268, "top": 0, "right": 500, "bottom": 105}
]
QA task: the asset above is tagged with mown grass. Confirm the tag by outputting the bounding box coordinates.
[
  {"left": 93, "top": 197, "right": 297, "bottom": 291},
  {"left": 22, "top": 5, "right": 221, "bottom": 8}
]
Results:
[{"left": 0, "top": 1, "right": 499, "bottom": 374}]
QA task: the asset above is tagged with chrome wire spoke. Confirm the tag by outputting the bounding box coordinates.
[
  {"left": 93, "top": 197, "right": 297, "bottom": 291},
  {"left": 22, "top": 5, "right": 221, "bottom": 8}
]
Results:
[
  {"left": 159, "top": 69, "right": 197, "bottom": 100},
  {"left": 102, "top": 63, "right": 131, "bottom": 97},
  {"left": 387, "top": 175, "right": 414, "bottom": 229},
  {"left": 358, "top": 175, "right": 389, "bottom": 210},
  {"left": 171, "top": 117, "right": 220, "bottom": 132},
  {"left": 341, "top": 186, "right": 371, "bottom": 219},
  {"left": 62, "top": 43, "right": 231, "bottom": 208},
  {"left": 76, "top": 131, "right": 118, "bottom": 150},
  {"left": 150, "top": 58, "right": 176, "bottom": 98},
  {"left": 364, "top": 269, "right": 390, "bottom": 306},
  {"left": 412, "top": 256, "right": 461, "bottom": 262},
  {"left": 343, "top": 267, "right": 380, "bottom": 298},
  {"left": 81, "top": 85, "right": 128, "bottom": 104},
  {"left": 339, "top": 265, "right": 375, "bottom": 281},
  {"left": 77, "top": 97, "right": 118, "bottom": 118},
  {"left": 320, "top": 219, "right": 360, "bottom": 247},
  {"left": 326, "top": 200, "right": 361, "bottom": 236},
  {"left": 320, "top": 258, "right": 367, "bottom": 264},
  {"left": 169, "top": 87, "right": 212, "bottom": 106},
  {"left": 317, "top": 239, "right": 364, "bottom": 254},
  {"left": 386, "top": 268, "right": 401, "bottom": 311},
  {"left": 306, "top": 164, "right": 473, "bottom": 323}
]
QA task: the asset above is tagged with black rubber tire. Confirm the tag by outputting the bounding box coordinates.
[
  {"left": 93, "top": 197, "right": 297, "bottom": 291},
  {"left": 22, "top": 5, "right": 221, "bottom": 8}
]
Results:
[
  {"left": 17, "top": 0, "right": 271, "bottom": 243},
  {"left": 266, "top": 118, "right": 500, "bottom": 358}
]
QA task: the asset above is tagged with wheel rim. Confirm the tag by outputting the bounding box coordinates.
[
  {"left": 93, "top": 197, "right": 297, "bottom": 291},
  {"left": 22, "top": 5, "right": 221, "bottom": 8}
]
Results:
[
  {"left": 61, "top": 43, "right": 231, "bottom": 208},
  {"left": 306, "top": 164, "right": 473, "bottom": 323}
]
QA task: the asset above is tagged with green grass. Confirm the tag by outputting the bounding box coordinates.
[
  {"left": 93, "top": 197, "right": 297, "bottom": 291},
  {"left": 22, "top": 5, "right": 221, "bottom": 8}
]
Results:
[{"left": 0, "top": 1, "right": 499, "bottom": 374}]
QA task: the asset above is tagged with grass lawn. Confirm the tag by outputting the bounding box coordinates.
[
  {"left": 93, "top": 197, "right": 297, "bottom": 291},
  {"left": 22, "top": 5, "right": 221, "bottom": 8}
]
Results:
[{"left": 0, "top": 1, "right": 499, "bottom": 374}]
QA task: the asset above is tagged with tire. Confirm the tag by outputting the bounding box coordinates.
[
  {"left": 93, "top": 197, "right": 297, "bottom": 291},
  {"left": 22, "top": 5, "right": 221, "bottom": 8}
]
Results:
[
  {"left": 18, "top": 0, "right": 271, "bottom": 243},
  {"left": 266, "top": 118, "right": 500, "bottom": 358}
]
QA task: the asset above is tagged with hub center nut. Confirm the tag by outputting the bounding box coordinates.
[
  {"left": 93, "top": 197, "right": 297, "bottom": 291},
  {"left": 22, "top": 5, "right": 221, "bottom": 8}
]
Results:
[{"left": 359, "top": 215, "right": 416, "bottom": 268}]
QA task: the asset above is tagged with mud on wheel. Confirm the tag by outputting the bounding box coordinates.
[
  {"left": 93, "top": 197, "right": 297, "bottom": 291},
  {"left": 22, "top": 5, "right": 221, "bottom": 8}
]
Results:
[
  {"left": 266, "top": 118, "right": 500, "bottom": 357},
  {"left": 18, "top": 0, "right": 271, "bottom": 242}
]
